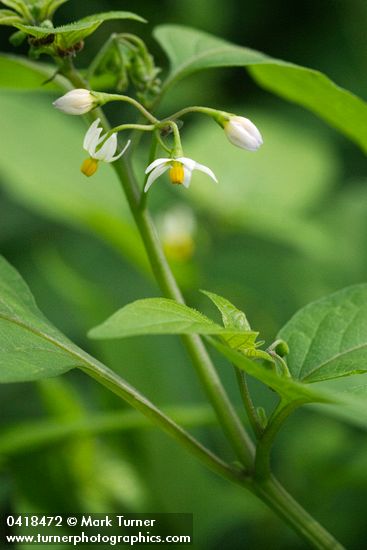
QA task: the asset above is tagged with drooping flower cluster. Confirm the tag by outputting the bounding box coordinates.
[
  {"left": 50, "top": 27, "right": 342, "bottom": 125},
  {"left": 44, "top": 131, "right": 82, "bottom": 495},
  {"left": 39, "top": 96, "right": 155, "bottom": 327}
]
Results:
[{"left": 53, "top": 89, "right": 263, "bottom": 189}]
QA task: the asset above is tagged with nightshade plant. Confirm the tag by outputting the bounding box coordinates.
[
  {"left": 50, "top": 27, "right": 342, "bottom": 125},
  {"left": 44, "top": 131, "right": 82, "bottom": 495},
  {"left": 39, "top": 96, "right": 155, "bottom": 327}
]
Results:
[{"left": 1, "top": 1, "right": 367, "bottom": 548}]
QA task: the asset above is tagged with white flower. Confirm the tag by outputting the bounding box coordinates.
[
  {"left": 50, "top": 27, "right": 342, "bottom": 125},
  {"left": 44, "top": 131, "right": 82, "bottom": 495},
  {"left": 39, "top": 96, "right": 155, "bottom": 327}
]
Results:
[
  {"left": 81, "top": 118, "right": 130, "bottom": 177},
  {"left": 144, "top": 157, "right": 217, "bottom": 192},
  {"left": 53, "top": 89, "right": 97, "bottom": 115},
  {"left": 224, "top": 115, "right": 263, "bottom": 151}
]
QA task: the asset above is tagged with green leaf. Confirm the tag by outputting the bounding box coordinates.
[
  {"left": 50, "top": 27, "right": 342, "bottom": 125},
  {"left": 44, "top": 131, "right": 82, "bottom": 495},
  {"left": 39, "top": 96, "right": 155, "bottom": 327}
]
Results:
[
  {"left": 0, "top": 255, "right": 90, "bottom": 382},
  {"left": 206, "top": 336, "right": 329, "bottom": 404},
  {"left": 39, "top": 0, "right": 69, "bottom": 19},
  {"left": 0, "top": 53, "right": 65, "bottom": 89},
  {"left": 0, "top": 8, "right": 22, "bottom": 24},
  {"left": 80, "top": 11, "right": 146, "bottom": 25},
  {"left": 88, "top": 297, "right": 258, "bottom": 340},
  {"left": 0, "top": 91, "right": 147, "bottom": 272},
  {"left": 154, "top": 25, "right": 367, "bottom": 153},
  {"left": 0, "top": 0, "right": 30, "bottom": 18},
  {"left": 278, "top": 285, "right": 367, "bottom": 383},
  {"left": 201, "top": 290, "right": 251, "bottom": 330},
  {"left": 13, "top": 11, "right": 146, "bottom": 50},
  {"left": 0, "top": 260, "right": 250, "bottom": 480},
  {"left": 201, "top": 290, "right": 270, "bottom": 360}
]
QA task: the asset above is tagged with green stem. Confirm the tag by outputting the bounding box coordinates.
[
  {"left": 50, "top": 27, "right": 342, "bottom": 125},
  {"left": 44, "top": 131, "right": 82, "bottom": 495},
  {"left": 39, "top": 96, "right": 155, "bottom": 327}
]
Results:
[
  {"left": 114, "top": 160, "right": 255, "bottom": 468},
  {"left": 252, "top": 476, "right": 345, "bottom": 550},
  {"left": 154, "top": 130, "right": 171, "bottom": 153},
  {"left": 255, "top": 399, "right": 302, "bottom": 480},
  {"left": 166, "top": 105, "right": 222, "bottom": 122},
  {"left": 100, "top": 93, "right": 158, "bottom": 123},
  {"left": 234, "top": 367, "right": 263, "bottom": 438},
  {"left": 60, "top": 61, "right": 344, "bottom": 549},
  {"left": 109, "top": 123, "right": 155, "bottom": 135},
  {"left": 79, "top": 361, "right": 243, "bottom": 485},
  {"left": 87, "top": 34, "right": 119, "bottom": 82},
  {"left": 156, "top": 120, "right": 183, "bottom": 156},
  {"left": 61, "top": 62, "right": 255, "bottom": 470}
]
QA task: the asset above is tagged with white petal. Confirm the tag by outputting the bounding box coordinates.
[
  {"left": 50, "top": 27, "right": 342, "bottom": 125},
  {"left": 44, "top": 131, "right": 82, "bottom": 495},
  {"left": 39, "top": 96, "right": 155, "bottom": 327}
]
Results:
[
  {"left": 144, "top": 164, "right": 169, "bottom": 192},
  {"left": 175, "top": 157, "right": 217, "bottom": 184},
  {"left": 233, "top": 116, "right": 263, "bottom": 144},
  {"left": 145, "top": 158, "right": 171, "bottom": 174},
  {"left": 176, "top": 157, "right": 196, "bottom": 172},
  {"left": 94, "top": 133, "right": 117, "bottom": 161},
  {"left": 193, "top": 162, "right": 218, "bottom": 182},
  {"left": 230, "top": 126, "right": 261, "bottom": 150},
  {"left": 83, "top": 119, "right": 102, "bottom": 154},
  {"left": 182, "top": 167, "right": 193, "bottom": 188},
  {"left": 109, "top": 139, "right": 131, "bottom": 162}
]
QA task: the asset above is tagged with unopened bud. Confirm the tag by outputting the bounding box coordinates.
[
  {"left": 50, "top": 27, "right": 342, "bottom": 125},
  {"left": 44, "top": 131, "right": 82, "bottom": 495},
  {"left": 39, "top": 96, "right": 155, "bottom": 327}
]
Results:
[
  {"left": 53, "top": 89, "right": 97, "bottom": 115},
  {"left": 224, "top": 115, "right": 263, "bottom": 151}
]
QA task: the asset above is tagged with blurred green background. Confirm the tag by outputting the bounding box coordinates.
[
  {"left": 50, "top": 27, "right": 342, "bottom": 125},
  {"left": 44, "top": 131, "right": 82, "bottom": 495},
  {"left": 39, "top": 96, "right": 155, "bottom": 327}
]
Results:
[{"left": 1, "top": 1, "right": 367, "bottom": 548}]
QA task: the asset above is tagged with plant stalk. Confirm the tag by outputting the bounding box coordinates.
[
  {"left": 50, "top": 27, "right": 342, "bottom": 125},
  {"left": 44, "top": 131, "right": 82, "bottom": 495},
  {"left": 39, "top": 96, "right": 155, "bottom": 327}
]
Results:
[
  {"left": 234, "top": 367, "right": 263, "bottom": 438},
  {"left": 255, "top": 400, "right": 302, "bottom": 480},
  {"left": 79, "top": 361, "right": 243, "bottom": 486},
  {"left": 61, "top": 61, "right": 255, "bottom": 470},
  {"left": 252, "top": 476, "right": 345, "bottom": 550},
  {"left": 60, "top": 60, "right": 344, "bottom": 549}
]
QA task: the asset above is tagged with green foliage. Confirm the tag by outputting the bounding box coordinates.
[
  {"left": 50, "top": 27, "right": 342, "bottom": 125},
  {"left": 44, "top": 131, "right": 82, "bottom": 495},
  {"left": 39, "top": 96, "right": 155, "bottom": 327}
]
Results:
[
  {"left": 154, "top": 25, "right": 367, "bottom": 153},
  {"left": 0, "top": 255, "right": 84, "bottom": 382},
  {"left": 84, "top": 282, "right": 367, "bottom": 426},
  {"left": 0, "top": 53, "right": 64, "bottom": 89},
  {"left": 208, "top": 337, "right": 367, "bottom": 430},
  {"left": 38, "top": 0, "right": 69, "bottom": 20},
  {"left": 201, "top": 290, "right": 251, "bottom": 330},
  {"left": 14, "top": 12, "right": 146, "bottom": 53},
  {"left": 0, "top": 7, "right": 145, "bottom": 57},
  {"left": 201, "top": 290, "right": 269, "bottom": 360},
  {"left": 0, "top": 8, "right": 22, "bottom": 24},
  {"left": 278, "top": 285, "right": 367, "bottom": 383},
  {"left": 0, "top": 0, "right": 69, "bottom": 24},
  {"left": 0, "top": 0, "right": 32, "bottom": 19},
  {"left": 207, "top": 336, "right": 328, "bottom": 404},
  {"left": 88, "top": 297, "right": 258, "bottom": 340},
  {"left": 88, "top": 33, "right": 161, "bottom": 106},
  {"left": 1, "top": 248, "right": 367, "bottom": 428},
  {"left": 0, "top": 0, "right": 367, "bottom": 548},
  {"left": 0, "top": 0, "right": 70, "bottom": 26}
]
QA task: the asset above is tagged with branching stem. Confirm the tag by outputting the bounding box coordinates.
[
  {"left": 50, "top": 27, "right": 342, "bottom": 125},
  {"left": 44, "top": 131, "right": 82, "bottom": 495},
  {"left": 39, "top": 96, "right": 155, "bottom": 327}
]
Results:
[
  {"left": 255, "top": 399, "right": 303, "bottom": 480},
  {"left": 234, "top": 367, "right": 264, "bottom": 438},
  {"left": 58, "top": 58, "right": 345, "bottom": 550}
]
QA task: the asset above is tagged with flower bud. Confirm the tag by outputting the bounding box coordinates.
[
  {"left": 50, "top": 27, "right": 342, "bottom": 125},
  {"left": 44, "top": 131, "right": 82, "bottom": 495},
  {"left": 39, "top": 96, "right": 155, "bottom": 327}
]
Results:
[
  {"left": 53, "top": 89, "right": 97, "bottom": 115},
  {"left": 224, "top": 115, "right": 263, "bottom": 151}
]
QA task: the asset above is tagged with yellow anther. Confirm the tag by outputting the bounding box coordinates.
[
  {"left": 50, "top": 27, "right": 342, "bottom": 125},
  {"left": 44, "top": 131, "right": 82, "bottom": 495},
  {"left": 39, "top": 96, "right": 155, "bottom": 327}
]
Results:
[
  {"left": 169, "top": 161, "right": 185, "bottom": 185},
  {"left": 81, "top": 157, "right": 99, "bottom": 177}
]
